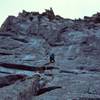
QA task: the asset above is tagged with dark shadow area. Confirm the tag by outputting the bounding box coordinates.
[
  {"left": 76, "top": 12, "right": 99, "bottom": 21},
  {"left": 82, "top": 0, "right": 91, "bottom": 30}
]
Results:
[
  {"left": 77, "top": 66, "right": 100, "bottom": 72},
  {"left": 88, "top": 68, "right": 100, "bottom": 72},
  {"left": 44, "top": 73, "right": 53, "bottom": 76},
  {"left": 0, "top": 71, "right": 12, "bottom": 74},
  {"left": 0, "top": 63, "right": 58, "bottom": 72},
  {"left": 35, "top": 86, "right": 62, "bottom": 96},
  {"left": 0, "top": 52, "right": 12, "bottom": 55},
  {"left": 0, "top": 74, "right": 27, "bottom": 88},
  {"left": 12, "top": 37, "right": 28, "bottom": 43},
  {"left": 60, "top": 70, "right": 78, "bottom": 74}
]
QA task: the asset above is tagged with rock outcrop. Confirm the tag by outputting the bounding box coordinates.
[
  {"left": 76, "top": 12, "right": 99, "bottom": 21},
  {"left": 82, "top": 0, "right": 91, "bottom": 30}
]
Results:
[
  {"left": 0, "top": 8, "right": 100, "bottom": 100},
  {"left": 0, "top": 74, "right": 46, "bottom": 100}
]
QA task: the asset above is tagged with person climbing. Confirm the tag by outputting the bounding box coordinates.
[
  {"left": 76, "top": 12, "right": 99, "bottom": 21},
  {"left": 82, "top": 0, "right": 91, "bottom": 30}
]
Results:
[{"left": 50, "top": 53, "right": 55, "bottom": 63}]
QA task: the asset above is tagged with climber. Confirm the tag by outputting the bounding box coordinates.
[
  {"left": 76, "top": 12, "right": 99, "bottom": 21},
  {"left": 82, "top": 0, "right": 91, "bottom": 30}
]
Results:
[{"left": 50, "top": 53, "right": 55, "bottom": 63}]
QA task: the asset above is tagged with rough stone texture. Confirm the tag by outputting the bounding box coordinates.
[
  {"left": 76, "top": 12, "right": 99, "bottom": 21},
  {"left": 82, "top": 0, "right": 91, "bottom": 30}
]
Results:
[
  {"left": 0, "top": 9, "right": 100, "bottom": 100},
  {"left": 0, "top": 74, "right": 46, "bottom": 100}
]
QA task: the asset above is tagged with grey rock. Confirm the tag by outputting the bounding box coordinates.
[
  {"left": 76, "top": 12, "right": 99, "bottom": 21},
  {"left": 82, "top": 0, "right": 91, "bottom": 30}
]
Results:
[{"left": 0, "top": 9, "right": 100, "bottom": 100}]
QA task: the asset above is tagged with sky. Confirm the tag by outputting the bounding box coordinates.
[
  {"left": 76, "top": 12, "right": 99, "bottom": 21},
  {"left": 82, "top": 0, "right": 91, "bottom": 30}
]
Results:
[{"left": 0, "top": 0, "right": 100, "bottom": 26}]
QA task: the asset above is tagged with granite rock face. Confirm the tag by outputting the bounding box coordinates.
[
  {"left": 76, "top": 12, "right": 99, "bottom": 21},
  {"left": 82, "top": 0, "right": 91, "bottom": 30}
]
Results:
[
  {"left": 0, "top": 8, "right": 100, "bottom": 100},
  {"left": 0, "top": 74, "right": 46, "bottom": 100}
]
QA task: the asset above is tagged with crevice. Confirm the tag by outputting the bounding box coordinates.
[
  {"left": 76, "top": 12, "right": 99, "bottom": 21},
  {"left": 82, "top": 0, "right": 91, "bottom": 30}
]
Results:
[
  {"left": 11, "top": 37, "right": 28, "bottom": 43},
  {"left": 0, "top": 71, "right": 12, "bottom": 74},
  {"left": 59, "top": 70, "right": 78, "bottom": 75},
  {"left": 77, "top": 66, "right": 100, "bottom": 72},
  {"left": 0, "top": 32, "right": 14, "bottom": 37},
  {"left": 0, "top": 52, "right": 13, "bottom": 55},
  {"left": 0, "top": 63, "right": 59, "bottom": 72},
  {"left": 35, "top": 86, "right": 62, "bottom": 96}
]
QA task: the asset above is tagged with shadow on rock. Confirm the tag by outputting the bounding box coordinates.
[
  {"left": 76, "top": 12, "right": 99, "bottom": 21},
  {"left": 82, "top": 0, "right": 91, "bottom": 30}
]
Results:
[
  {"left": 35, "top": 86, "right": 62, "bottom": 96},
  {"left": 0, "top": 63, "right": 58, "bottom": 73},
  {"left": 0, "top": 74, "right": 27, "bottom": 88}
]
